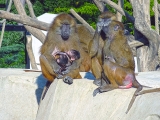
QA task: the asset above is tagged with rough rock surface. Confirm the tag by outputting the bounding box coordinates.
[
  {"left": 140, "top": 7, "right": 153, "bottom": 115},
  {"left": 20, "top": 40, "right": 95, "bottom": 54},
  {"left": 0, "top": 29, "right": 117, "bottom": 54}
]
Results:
[{"left": 0, "top": 69, "right": 160, "bottom": 120}]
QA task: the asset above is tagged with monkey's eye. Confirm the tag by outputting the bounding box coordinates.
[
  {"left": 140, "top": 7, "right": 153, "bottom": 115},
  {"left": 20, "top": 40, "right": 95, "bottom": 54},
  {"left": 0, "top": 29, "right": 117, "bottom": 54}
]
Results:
[{"left": 114, "top": 25, "right": 120, "bottom": 31}]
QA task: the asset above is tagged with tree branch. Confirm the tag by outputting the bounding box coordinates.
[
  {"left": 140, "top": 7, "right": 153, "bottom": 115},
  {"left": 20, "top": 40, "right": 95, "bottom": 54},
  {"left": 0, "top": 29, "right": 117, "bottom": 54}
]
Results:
[
  {"left": 0, "top": 10, "right": 49, "bottom": 31},
  {"left": 93, "top": 0, "right": 106, "bottom": 12},
  {"left": 26, "top": 35, "right": 38, "bottom": 70},
  {"left": 25, "top": 0, "right": 36, "bottom": 19},
  {"left": 100, "top": 0, "right": 135, "bottom": 23},
  {"left": 70, "top": 8, "right": 95, "bottom": 33},
  {"left": 13, "top": 0, "right": 45, "bottom": 43}
]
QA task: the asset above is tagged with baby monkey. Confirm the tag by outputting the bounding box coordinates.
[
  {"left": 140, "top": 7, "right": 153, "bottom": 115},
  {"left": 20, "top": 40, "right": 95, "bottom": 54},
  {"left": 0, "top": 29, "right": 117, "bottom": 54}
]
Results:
[{"left": 52, "top": 49, "right": 80, "bottom": 77}]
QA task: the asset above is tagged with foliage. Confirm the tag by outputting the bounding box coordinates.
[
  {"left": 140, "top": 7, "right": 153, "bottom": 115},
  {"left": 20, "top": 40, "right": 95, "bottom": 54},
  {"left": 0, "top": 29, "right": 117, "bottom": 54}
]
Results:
[
  {"left": 0, "top": 0, "right": 159, "bottom": 68},
  {"left": 52, "top": 3, "right": 99, "bottom": 28},
  {"left": 0, "top": 32, "right": 25, "bottom": 68},
  {"left": 30, "top": 1, "right": 45, "bottom": 16}
]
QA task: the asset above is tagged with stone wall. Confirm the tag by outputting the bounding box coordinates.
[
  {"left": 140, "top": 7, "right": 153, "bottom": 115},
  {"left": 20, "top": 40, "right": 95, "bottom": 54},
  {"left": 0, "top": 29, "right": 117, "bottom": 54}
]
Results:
[{"left": 0, "top": 69, "right": 160, "bottom": 120}]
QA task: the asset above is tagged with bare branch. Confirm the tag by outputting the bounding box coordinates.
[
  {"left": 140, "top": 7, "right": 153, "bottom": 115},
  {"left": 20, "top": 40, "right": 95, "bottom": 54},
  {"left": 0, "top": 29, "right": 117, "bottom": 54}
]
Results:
[
  {"left": 70, "top": 8, "right": 95, "bottom": 33},
  {"left": 26, "top": 35, "right": 38, "bottom": 70},
  {"left": 100, "top": 0, "right": 125, "bottom": 15},
  {"left": 154, "top": 0, "right": 159, "bottom": 34},
  {"left": 93, "top": 0, "right": 105, "bottom": 12},
  {"left": 116, "top": 0, "right": 123, "bottom": 21},
  {"left": 129, "top": 41, "right": 144, "bottom": 48},
  {"left": 13, "top": 0, "right": 45, "bottom": 43},
  {"left": 0, "top": 10, "right": 49, "bottom": 31},
  {"left": 0, "top": 0, "right": 13, "bottom": 48},
  {"left": 100, "top": 0, "right": 135, "bottom": 23},
  {"left": 25, "top": 0, "right": 36, "bottom": 19}
]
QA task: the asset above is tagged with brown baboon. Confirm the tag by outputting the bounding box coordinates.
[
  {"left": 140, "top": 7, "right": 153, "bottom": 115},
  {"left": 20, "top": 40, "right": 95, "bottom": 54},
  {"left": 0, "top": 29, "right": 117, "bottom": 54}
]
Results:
[
  {"left": 40, "top": 13, "right": 82, "bottom": 85},
  {"left": 89, "top": 11, "right": 117, "bottom": 86}
]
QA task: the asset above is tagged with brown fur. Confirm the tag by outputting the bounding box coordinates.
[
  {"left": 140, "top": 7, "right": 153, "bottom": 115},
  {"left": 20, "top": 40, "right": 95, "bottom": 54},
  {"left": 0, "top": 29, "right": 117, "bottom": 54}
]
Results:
[
  {"left": 89, "top": 11, "right": 117, "bottom": 85},
  {"left": 93, "top": 20, "right": 143, "bottom": 114},
  {"left": 40, "top": 13, "right": 82, "bottom": 83},
  {"left": 76, "top": 24, "right": 93, "bottom": 72}
]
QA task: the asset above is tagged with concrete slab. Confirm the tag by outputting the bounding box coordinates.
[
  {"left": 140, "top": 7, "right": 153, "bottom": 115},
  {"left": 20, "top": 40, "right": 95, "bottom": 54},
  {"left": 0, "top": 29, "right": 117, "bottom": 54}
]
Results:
[
  {"left": 36, "top": 71, "right": 160, "bottom": 120},
  {"left": 0, "top": 69, "right": 160, "bottom": 120},
  {"left": 0, "top": 68, "right": 47, "bottom": 120}
]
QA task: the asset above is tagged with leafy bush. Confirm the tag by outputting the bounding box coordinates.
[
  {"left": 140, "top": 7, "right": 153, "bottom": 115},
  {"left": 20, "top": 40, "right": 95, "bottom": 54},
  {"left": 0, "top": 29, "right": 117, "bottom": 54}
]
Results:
[{"left": 0, "top": 32, "right": 25, "bottom": 68}]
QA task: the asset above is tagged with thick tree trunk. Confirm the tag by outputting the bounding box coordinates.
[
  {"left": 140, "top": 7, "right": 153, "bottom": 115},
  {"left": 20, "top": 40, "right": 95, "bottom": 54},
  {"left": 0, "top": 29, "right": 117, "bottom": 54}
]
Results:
[{"left": 130, "top": 0, "right": 160, "bottom": 71}]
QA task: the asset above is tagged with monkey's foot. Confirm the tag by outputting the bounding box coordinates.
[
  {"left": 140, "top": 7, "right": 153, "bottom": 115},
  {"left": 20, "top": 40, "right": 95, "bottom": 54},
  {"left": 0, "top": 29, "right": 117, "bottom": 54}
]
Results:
[
  {"left": 63, "top": 76, "right": 73, "bottom": 85},
  {"left": 93, "top": 79, "right": 101, "bottom": 86},
  {"left": 93, "top": 88, "right": 101, "bottom": 97}
]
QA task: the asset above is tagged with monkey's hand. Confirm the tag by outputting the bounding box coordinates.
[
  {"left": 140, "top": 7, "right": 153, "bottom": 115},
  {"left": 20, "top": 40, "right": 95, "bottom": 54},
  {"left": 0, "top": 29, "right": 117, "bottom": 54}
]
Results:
[
  {"left": 61, "top": 66, "right": 71, "bottom": 75},
  {"left": 63, "top": 76, "right": 73, "bottom": 85},
  {"left": 52, "top": 64, "right": 62, "bottom": 74},
  {"left": 61, "top": 61, "right": 78, "bottom": 75}
]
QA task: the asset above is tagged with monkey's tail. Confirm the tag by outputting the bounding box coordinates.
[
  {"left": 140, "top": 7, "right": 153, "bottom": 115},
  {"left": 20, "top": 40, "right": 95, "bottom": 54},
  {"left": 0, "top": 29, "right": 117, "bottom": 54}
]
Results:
[
  {"left": 126, "top": 86, "right": 142, "bottom": 114},
  {"left": 125, "top": 92, "right": 137, "bottom": 114},
  {"left": 137, "top": 88, "right": 160, "bottom": 95}
]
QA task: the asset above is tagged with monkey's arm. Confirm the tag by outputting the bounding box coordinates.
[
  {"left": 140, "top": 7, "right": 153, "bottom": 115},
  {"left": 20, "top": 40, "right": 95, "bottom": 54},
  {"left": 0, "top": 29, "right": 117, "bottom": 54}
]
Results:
[
  {"left": 89, "top": 18, "right": 111, "bottom": 58},
  {"left": 89, "top": 26, "right": 101, "bottom": 58},
  {"left": 61, "top": 59, "right": 80, "bottom": 75},
  {"left": 40, "top": 54, "right": 62, "bottom": 75}
]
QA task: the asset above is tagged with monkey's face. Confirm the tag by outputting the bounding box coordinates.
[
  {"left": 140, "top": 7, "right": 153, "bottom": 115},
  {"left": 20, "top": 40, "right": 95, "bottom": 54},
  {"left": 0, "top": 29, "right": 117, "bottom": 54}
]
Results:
[
  {"left": 97, "top": 18, "right": 111, "bottom": 33},
  {"left": 54, "top": 13, "right": 76, "bottom": 41},
  {"left": 67, "top": 50, "right": 80, "bottom": 60},
  {"left": 104, "top": 21, "right": 124, "bottom": 40},
  {"left": 61, "top": 23, "right": 70, "bottom": 40}
]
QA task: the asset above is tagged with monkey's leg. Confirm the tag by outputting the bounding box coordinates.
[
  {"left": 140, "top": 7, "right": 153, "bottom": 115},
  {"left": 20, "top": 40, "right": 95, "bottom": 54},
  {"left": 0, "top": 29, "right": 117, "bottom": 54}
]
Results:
[
  {"left": 79, "top": 51, "right": 91, "bottom": 72},
  {"left": 126, "top": 78, "right": 143, "bottom": 114},
  {"left": 91, "top": 57, "right": 103, "bottom": 86},
  {"left": 101, "top": 72, "right": 110, "bottom": 84},
  {"left": 40, "top": 55, "right": 57, "bottom": 82},
  {"left": 61, "top": 57, "right": 81, "bottom": 75},
  {"left": 93, "top": 84, "right": 118, "bottom": 97},
  {"left": 40, "top": 55, "right": 63, "bottom": 82},
  {"left": 93, "top": 75, "right": 119, "bottom": 96}
]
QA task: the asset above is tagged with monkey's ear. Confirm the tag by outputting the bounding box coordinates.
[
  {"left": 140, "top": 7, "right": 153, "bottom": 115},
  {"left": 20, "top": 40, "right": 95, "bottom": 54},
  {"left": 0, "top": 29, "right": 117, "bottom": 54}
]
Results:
[{"left": 114, "top": 25, "right": 120, "bottom": 31}]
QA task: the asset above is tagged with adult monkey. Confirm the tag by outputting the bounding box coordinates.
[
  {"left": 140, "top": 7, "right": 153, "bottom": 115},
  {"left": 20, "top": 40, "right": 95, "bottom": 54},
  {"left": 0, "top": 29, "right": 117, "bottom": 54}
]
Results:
[
  {"left": 40, "top": 13, "right": 83, "bottom": 85},
  {"left": 89, "top": 11, "right": 117, "bottom": 86},
  {"left": 93, "top": 20, "right": 142, "bottom": 113}
]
